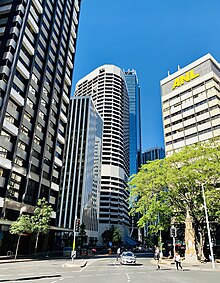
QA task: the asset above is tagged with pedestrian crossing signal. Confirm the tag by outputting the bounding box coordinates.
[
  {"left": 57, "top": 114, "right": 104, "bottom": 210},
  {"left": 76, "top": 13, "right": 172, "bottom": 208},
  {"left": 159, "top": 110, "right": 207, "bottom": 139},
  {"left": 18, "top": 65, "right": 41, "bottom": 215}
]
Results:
[{"left": 170, "top": 227, "right": 177, "bottom": 238}]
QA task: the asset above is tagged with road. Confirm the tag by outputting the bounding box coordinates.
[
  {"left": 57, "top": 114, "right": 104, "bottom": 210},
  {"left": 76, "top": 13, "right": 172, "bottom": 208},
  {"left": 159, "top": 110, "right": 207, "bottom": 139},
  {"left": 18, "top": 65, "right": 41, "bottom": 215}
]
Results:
[{"left": 0, "top": 254, "right": 219, "bottom": 283}]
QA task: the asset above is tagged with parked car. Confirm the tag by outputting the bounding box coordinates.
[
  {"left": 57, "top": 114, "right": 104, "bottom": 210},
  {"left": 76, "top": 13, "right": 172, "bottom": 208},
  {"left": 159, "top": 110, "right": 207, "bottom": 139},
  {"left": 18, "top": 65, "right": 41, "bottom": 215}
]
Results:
[{"left": 120, "top": 252, "right": 136, "bottom": 265}]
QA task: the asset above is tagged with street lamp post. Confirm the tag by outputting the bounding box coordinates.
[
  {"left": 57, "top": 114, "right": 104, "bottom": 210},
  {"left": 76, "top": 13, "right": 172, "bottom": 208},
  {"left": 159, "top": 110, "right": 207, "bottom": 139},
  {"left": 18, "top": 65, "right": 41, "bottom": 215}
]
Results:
[{"left": 201, "top": 183, "right": 215, "bottom": 269}]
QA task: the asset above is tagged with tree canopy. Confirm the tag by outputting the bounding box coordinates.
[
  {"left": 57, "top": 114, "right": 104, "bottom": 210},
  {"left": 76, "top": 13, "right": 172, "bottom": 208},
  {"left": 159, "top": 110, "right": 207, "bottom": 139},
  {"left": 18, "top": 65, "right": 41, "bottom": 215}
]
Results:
[
  {"left": 128, "top": 138, "right": 220, "bottom": 256},
  {"left": 10, "top": 214, "right": 32, "bottom": 259},
  {"left": 9, "top": 198, "right": 53, "bottom": 256},
  {"left": 32, "top": 198, "right": 53, "bottom": 253},
  {"left": 101, "top": 225, "right": 122, "bottom": 245}
]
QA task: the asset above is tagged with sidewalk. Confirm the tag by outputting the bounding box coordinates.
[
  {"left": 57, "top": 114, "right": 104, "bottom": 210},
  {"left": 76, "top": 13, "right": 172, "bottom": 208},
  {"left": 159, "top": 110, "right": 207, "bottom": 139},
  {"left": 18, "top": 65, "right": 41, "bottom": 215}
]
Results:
[{"left": 151, "top": 257, "right": 220, "bottom": 271}]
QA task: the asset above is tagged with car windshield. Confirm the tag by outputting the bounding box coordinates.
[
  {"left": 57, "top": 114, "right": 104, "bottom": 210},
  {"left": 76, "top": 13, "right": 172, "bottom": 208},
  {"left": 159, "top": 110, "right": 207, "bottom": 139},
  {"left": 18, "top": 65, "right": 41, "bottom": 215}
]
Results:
[{"left": 123, "top": 252, "right": 134, "bottom": 257}]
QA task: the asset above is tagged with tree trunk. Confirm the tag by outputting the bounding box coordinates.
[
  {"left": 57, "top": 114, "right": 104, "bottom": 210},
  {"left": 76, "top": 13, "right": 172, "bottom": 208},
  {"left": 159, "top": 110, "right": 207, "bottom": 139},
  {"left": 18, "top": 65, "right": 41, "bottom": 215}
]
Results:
[
  {"left": 197, "top": 229, "right": 206, "bottom": 260},
  {"left": 15, "top": 235, "right": 21, "bottom": 260},
  {"left": 35, "top": 232, "right": 39, "bottom": 254}
]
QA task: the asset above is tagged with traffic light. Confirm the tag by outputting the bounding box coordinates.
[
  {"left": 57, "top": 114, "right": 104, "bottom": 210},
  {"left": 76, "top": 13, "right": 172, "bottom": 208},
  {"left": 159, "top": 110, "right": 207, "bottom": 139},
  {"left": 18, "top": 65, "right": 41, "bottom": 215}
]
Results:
[
  {"left": 170, "top": 226, "right": 177, "bottom": 238},
  {"left": 75, "top": 218, "right": 80, "bottom": 232}
]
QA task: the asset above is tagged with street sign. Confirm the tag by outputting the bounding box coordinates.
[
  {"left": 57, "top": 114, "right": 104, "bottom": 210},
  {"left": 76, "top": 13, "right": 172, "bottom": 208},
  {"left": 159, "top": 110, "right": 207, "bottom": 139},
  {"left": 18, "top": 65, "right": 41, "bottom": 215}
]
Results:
[{"left": 71, "top": 250, "right": 76, "bottom": 259}]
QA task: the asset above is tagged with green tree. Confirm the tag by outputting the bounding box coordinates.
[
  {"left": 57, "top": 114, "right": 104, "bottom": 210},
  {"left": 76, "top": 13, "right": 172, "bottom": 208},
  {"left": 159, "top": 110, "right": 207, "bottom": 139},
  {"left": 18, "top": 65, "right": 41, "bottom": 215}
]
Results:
[
  {"left": 101, "top": 225, "right": 122, "bottom": 245},
  {"left": 112, "top": 227, "right": 122, "bottom": 245},
  {"left": 129, "top": 159, "right": 173, "bottom": 234},
  {"left": 31, "top": 198, "right": 53, "bottom": 254},
  {"left": 129, "top": 139, "right": 220, "bottom": 259},
  {"left": 77, "top": 223, "right": 87, "bottom": 247},
  {"left": 10, "top": 214, "right": 32, "bottom": 259}
]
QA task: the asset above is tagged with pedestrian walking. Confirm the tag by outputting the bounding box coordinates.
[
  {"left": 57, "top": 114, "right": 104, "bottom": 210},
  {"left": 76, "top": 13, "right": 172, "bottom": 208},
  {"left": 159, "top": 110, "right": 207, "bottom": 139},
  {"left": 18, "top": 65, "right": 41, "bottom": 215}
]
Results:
[
  {"left": 116, "top": 247, "right": 121, "bottom": 261},
  {"left": 154, "top": 246, "right": 160, "bottom": 270},
  {"left": 174, "top": 252, "right": 183, "bottom": 270}
]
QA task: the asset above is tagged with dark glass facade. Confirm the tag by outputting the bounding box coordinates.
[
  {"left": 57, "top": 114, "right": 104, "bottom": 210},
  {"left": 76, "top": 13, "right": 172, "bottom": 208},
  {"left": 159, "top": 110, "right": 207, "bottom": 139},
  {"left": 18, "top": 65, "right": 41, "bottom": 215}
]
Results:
[
  {"left": 142, "top": 147, "right": 165, "bottom": 163},
  {"left": 124, "top": 69, "right": 142, "bottom": 176},
  {"left": 58, "top": 96, "right": 103, "bottom": 243}
]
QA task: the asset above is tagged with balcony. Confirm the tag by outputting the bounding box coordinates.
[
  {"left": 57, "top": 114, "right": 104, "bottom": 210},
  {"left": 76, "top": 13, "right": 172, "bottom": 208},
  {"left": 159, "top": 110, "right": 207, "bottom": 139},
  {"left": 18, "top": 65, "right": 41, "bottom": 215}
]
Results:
[
  {"left": 22, "top": 35, "right": 35, "bottom": 55},
  {"left": 27, "top": 13, "right": 39, "bottom": 33},
  {"left": 73, "top": 11, "right": 78, "bottom": 25},
  {"left": 0, "top": 156, "right": 12, "bottom": 170},
  {"left": 64, "top": 74, "right": 71, "bottom": 86},
  {"left": 32, "top": 0, "right": 43, "bottom": 14},
  {"left": 51, "top": 182, "right": 59, "bottom": 192},
  {"left": 60, "top": 112, "right": 67, "bottom": 124},
  {"left": 71, "top": 27, "right": 76, "bottom": 38},
  {"left": 0, "top": 4, "right": 12, "bottom": 13},
  {"left": 3, "top": 119, "right": 18, "bottom": 136},
  {"left": 57, "top": 133, "right": 65, "bottom": 144},
  {"left": 16, "top": 4, "right": 25, "bottom": 14},
  {"left": 69, "top": 41, "right": 75, "bottom": 53},
  {"left": 11, "top": 87, "right": 24, "bottom": 106},
  {"left": 0, "top": 80, "right": 6, "bottom": 91},
  {"left": 67, "top": 56, "right": 73, "bottom": 69},
  {"left": 49, "top": 196, "right": 56, "bottom": 205},
  {"left": 3, "top": 51, "right": 13, "bottom": 62},
  {"left": 62, "top": 91, "right": 70, "bottom": 104},
  {"left": 0, "top": 66, "right": 10, "bottom": 77},
  {"left": 54, "top": 156, "right": 62, "bottom": 167},
  {"left": 16, "top": 60, "right": 30, "bottom": 80},
  {"left": 74, "top": 0, "right": 79, "bottom": 12}
]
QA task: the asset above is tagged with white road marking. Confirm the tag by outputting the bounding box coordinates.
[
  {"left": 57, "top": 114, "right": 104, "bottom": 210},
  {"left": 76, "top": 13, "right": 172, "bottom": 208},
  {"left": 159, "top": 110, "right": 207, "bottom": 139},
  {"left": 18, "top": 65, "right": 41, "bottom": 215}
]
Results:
[
  {"left": 96, "top": 273, "right": 108, "bottom": 276},
  {"left": 17, "top": 273, "right": 34, "bottom": 276},
  {"left": 125, "top": 273, "right": 130, "bottom": 282}
]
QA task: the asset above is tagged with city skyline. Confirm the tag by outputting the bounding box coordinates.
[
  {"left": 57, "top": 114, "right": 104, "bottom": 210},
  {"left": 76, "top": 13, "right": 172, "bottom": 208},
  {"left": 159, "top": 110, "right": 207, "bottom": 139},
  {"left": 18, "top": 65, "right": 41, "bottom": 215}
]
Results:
[{"left": 72, "top": 0, "right": 220, "bottom": 151}]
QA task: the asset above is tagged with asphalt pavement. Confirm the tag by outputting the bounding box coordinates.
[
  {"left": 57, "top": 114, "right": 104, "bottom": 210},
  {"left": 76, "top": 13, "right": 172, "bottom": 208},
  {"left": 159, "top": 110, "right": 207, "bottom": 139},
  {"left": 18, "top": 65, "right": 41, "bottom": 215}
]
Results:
[
  {"left": 1, "top": 252, "right": 220, "bottom": 271},
  {"left": 0, "top": 254, "right": 220, "bottom": 283}
]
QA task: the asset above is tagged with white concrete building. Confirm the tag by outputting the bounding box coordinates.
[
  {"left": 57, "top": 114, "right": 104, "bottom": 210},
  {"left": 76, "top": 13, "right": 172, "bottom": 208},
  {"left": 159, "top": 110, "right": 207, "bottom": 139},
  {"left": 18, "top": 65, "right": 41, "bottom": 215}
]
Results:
[
  {"left": 161, "top": 54, "right": 220, "bottom": 156},
  {"left": 74, "top": 65, "right": 130, "bottom": 241}
]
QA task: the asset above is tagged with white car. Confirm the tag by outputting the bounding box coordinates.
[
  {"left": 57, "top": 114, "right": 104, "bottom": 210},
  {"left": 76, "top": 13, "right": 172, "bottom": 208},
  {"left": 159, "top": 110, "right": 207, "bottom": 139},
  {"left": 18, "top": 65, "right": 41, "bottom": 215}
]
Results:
[{"left": 120, "top": 252, "right": 136, "bottom": 265}]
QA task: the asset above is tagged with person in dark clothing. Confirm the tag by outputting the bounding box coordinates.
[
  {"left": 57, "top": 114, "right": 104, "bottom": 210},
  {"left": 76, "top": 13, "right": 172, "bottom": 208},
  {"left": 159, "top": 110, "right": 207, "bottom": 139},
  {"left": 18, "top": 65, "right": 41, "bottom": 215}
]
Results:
[{"left": 174, "top": 252, "right": 183, "bottom": 270}]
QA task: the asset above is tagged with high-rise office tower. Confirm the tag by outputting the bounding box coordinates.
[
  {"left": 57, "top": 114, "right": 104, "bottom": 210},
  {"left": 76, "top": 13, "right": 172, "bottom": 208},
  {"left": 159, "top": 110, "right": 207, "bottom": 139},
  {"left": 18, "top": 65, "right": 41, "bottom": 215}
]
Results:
[
  {"left": 0, "top": 0, "right": 81, "bottom": 232},
  {"left": 161, "top": 54, "right": 220, "bottom": 156},
  {"left": 142, "top": 147, "right": 165, "bottom": 163},
  {"left": 74, "top": 65, "right": 130, "bottom": 239},
  {"left": 124, "top": 69, "right": 142, "bottom": 176},
  {"left": 58, "top": 96, "right": 103, "bottom": 244}
]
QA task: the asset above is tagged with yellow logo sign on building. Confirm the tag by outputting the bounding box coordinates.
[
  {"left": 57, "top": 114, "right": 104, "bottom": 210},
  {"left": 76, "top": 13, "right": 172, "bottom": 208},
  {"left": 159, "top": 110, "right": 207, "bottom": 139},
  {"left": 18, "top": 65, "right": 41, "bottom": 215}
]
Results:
[{"left": 172, "top": 70, "right": 199, "bottom": 90}]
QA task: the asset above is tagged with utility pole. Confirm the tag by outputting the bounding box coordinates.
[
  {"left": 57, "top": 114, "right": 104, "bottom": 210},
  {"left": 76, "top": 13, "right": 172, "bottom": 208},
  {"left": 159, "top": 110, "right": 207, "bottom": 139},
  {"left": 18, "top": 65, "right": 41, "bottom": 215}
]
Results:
[{"left": 202, "top": 183, "right": 215, "bottom": 269}]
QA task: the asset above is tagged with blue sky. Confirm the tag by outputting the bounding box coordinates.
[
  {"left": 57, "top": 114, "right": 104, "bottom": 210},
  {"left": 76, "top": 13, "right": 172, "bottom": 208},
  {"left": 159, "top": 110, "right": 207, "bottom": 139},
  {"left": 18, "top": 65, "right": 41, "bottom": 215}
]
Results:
[{"left": 72, "top": 0, "right": 220, "bottom": 151}]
